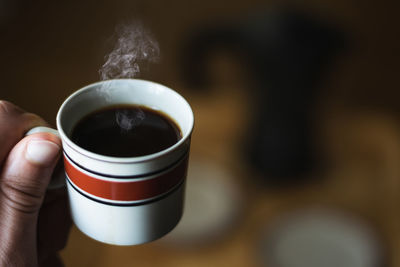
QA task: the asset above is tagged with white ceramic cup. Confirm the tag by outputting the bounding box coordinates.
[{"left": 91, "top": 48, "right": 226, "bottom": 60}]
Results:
[{"left": 29, "top": 79, "right": 194, "bottom": 246}]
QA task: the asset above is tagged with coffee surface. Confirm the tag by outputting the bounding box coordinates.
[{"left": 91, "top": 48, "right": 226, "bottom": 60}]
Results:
[{"left": 71, "top": 105, "right": 181, "bottom": 157}]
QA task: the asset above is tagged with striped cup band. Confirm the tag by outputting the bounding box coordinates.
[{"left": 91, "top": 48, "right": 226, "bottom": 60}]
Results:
[{"left": 64, "top": 152, "right": 189, "bottom": 204}]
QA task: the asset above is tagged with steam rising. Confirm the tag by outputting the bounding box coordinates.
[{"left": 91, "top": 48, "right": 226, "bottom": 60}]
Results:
[
  {"left": 99, "top": 22, "right": 160, "bottom": 131},
  {"left": 99, "top": 22, "right": 160, "bottom": 80},
  {"left": 115, "top": 108, "right": 145, "bottom": 132}
]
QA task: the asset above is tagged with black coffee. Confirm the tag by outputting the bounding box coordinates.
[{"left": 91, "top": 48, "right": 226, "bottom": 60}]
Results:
[{"left": 71, "top": 104, "right": 182, "bottom": 157}]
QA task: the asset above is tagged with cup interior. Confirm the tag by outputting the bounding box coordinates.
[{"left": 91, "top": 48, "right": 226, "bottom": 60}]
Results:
[{"left": 57, "top": 79, "right": 194, "bottom": 158}]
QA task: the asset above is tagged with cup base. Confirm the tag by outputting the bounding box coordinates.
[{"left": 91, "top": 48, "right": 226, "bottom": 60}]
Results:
[{"left": 67, "top": 180, "right": 185, "bottom": 246}]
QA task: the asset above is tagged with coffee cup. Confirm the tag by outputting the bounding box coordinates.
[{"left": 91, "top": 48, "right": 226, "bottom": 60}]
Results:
[{"left": 27, "top": 79, "right": 194, "bottom": 246}]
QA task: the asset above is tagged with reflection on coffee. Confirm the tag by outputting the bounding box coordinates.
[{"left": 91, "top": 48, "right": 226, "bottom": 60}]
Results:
[{"left": 71, "top": 104, "right": 181, "bottom": 157}]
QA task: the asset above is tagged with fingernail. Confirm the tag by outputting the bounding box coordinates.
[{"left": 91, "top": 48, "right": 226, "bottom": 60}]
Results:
[{"left": 25, "top": 140, "right": 61, "bottom": 166}]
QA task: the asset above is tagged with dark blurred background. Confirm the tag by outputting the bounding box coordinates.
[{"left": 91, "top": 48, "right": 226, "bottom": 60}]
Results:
[{"left": 0, "top": 0, "right": 399, "bottom": 266}]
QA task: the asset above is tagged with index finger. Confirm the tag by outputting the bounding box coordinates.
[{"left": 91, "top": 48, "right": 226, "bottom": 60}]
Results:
[{"left": 0, "top": 100, "right": 47, "bottom": 165}]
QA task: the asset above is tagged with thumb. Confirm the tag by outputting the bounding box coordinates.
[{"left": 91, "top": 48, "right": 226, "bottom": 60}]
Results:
[
  {"left": 0, "top": 133, "right": 61, "bottom": 265},
  {"left": 1, "top": 133, "right": 61, "bottom": 213}
]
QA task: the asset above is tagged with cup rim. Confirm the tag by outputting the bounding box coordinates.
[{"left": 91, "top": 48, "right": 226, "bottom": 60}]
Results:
[{"left": 56, "top": 79, "right": 194, "bottom": 163}]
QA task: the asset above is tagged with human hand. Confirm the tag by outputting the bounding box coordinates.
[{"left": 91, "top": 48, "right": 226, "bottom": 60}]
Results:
[{"left": 0, "top": 101, "right": 71, "bottom": 267}]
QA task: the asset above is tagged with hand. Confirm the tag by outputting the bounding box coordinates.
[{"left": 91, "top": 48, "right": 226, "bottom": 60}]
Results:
[{"left": 0, "top": 101, "right": 71, "bottom": 267}]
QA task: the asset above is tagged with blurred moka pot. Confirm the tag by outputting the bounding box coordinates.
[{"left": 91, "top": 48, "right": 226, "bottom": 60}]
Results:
[{"left": 181, "top": 8, "right": 346, "bottom": 183}]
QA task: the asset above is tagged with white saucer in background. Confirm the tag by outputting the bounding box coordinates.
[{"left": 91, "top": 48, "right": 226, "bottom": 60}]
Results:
[
  {"left": 161, "top": 160, "right": 243, "bottom": 247},
  {"left": 258, "top": 208, "right": 384, "bottom": 267}
]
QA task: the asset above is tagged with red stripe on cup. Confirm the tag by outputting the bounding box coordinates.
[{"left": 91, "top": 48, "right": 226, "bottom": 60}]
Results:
[{"left": 64, "top": 155, "right": 188, "bottom": 202}]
